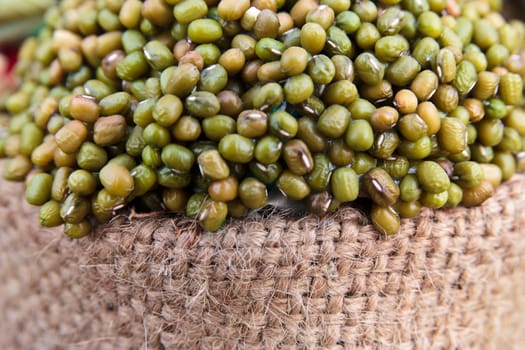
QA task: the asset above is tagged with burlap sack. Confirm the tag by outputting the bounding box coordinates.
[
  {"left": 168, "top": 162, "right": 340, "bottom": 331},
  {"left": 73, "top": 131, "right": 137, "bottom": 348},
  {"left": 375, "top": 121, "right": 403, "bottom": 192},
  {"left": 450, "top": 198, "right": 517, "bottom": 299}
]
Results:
[{"left": 1, "top": 168, "right": 525, "bottom": 349}]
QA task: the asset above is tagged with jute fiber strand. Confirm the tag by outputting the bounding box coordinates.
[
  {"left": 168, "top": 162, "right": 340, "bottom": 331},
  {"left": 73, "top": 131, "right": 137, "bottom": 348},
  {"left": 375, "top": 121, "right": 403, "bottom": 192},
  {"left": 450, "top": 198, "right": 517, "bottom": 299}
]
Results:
[{"left": 2, "top": 169, "right": 525, "bottom": 349}]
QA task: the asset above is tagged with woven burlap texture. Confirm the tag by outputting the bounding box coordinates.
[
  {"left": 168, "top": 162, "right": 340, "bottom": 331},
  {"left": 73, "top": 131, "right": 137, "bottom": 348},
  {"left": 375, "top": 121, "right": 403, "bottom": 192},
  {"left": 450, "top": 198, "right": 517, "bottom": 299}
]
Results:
[{"left": 2, "top": 173, "right": 525, "bottom": 349}]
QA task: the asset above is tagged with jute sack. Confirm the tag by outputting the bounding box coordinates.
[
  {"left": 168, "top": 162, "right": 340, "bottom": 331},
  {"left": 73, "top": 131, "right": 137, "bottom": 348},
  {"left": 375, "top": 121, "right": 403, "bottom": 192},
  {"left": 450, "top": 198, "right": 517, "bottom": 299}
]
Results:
[{"left": 1, "top": 167, "right": 525, "bottom": 349}]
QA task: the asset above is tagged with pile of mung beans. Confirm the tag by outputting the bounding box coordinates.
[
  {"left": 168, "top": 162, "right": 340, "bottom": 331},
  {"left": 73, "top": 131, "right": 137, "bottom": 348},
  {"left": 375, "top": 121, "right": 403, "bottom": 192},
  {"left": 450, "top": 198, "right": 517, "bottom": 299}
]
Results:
[{"left": 1, "top": 0, "right": 525, "bottom": 237}]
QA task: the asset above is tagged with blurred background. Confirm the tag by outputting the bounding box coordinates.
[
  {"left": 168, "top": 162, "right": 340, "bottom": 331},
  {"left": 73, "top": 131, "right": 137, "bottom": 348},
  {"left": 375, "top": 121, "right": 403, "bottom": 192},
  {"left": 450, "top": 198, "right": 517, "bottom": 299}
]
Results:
[
  {"left": 0, "top": 0, "right": 56, "bottom": 105},
  {"left": 0, "top": 0, "right": 56, "bottom": 43}
]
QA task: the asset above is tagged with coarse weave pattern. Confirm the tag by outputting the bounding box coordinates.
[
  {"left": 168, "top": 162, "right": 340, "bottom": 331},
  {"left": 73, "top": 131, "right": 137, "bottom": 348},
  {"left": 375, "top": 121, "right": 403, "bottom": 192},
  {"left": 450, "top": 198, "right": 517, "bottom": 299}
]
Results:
[{"left": 1, "top": 172, "right": 525, "bottom": 349}]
